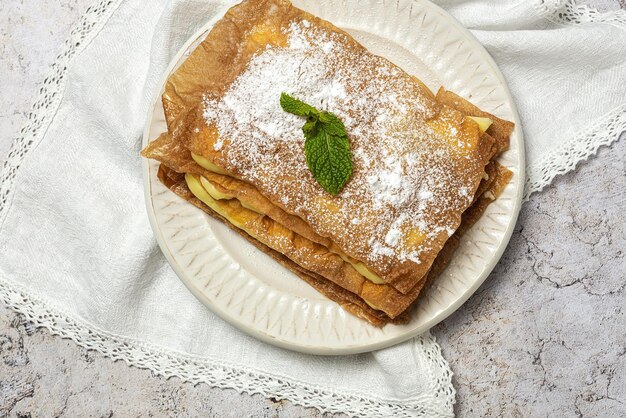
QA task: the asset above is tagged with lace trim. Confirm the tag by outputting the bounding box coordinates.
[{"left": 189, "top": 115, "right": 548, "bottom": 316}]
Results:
[
  {"left": 0, "top": 0, "right": 125, "bottom": 229},
  {"left": 524, "top": 104, "right": 626, "bottom": 200},
  {"left": 534, "top": 0, "right": 626, "bottom": 28},
  {"left": 0, "top": 277, "right": 454, "bottom": 417}
]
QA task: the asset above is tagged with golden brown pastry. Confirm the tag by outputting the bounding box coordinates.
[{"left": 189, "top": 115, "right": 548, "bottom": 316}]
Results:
[{"left": 141, "top": 0, "right": 514, "bottom": 326}]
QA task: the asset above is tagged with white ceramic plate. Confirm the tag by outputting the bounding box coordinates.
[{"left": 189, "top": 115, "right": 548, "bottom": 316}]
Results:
[{"left": 142, "top": 0, "right": 524, "bottom": 355}]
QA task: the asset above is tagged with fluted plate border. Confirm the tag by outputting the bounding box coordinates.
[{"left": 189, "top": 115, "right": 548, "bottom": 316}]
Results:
[{"left": 142, "top": 0, "right": 524, "bottom": 355}]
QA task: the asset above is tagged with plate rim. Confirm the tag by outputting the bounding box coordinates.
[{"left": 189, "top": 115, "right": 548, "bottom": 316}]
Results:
[{"left": 142, "top": 0, "right": 525, "bottom": 355}]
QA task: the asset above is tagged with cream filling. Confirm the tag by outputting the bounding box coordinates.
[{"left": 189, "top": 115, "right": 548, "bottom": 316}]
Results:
[
  {"left": 199, "top": 176, "right": 262, "bottom": 214},
  {"left": 191, "top": 152, "right": 230, "bottom": 175},
  {"left": 337, "top": 255, "right": 385, "bottom": 284},
  {"left": 467, "top": 116, "right": 493, "bottom": 133},
  {"left": 186, "top": 174, "right": 250, "bottom": 231},
  {"left": 191, "top": 153, "right": 387, "bottom": 285}
]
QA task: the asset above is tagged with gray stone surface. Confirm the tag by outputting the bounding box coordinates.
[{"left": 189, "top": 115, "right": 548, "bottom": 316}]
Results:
[
  {"left": 0, "top": 306, "right": 339, "bottom": 417},
  {"left": 0, "top": 0, "right": 88, "bottom": 159},
  {"left": 1, "top": 0, "right": 625, "bottom": 417},
  {"left": 435, "top": 138, "right": 626, "bottom": 417}
]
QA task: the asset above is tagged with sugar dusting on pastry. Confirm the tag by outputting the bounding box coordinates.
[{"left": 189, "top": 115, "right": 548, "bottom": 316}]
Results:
[{"left": 201, "top": 19, "right": 481, "bottom": 274}]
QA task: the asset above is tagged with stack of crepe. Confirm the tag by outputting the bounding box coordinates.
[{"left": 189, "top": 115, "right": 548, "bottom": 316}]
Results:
[{"left": 142, "top": 0, "right": 514, "bottom": 326}]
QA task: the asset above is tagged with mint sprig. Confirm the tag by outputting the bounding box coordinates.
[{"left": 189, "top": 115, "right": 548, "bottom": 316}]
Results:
[{"left": 280, "top": 93, "right": 353, "bottom": 196}]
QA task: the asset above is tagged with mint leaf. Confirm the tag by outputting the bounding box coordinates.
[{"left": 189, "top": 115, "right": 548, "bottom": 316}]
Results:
[
  {"left": 304, "top": 118, "right": 353, "bottom": 195},
  {"left": 280, "top": 93, "right": 353, "bottom": 196},
  {"left": 280, "top": 92, "right": 318, "bottom": 117},
  {"left": 317, "top": 112, "right": 347, "bottom": 136}
]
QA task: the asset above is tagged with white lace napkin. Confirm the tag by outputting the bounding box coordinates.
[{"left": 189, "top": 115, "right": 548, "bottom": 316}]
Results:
[{"left": 0, "top": 1, "right": 624, "bottom": 417}]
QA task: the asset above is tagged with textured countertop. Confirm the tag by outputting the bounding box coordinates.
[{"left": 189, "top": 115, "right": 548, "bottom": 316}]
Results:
[{"left": 1, "top": 1, "right": 625, "bottom": 416}]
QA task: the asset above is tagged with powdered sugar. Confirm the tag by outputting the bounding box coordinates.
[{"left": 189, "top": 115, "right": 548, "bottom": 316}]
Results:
[
  {"left": 418, "top": 187, "right": 434, "bottom": 201},
  {"left": 366, "top": 155, "right": 412, "bottom": 209},
  {"left": 201, "top": 20, "right": 485, "bottom": 277},
  {"left": 384, "top": 227, "right": 401, "bottom": 247}
]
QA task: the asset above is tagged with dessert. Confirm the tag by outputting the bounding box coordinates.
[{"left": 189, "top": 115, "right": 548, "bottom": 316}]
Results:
[{"left": 142, "top": 0, "right": 514, "bottom": 326}]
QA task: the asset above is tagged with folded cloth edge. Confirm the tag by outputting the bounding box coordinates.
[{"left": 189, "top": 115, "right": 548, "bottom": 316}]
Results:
[
  {"left": 525, "top": 0, "right": 626, "bottom": 200},
  {"left": 0, "top": 276, "right": 455, "bottom": 418},
  {"left": 524, "top": 103, "right": 626, "bottom": 200},
  {"left": 534, "top": 0, "right": 626, "bottom": 29}
]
